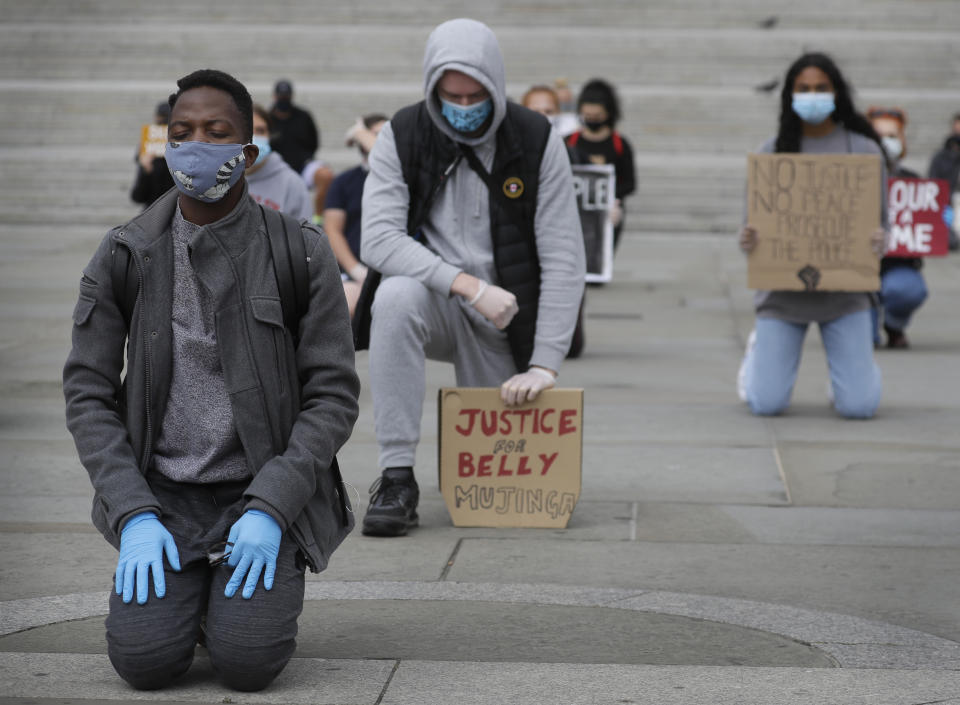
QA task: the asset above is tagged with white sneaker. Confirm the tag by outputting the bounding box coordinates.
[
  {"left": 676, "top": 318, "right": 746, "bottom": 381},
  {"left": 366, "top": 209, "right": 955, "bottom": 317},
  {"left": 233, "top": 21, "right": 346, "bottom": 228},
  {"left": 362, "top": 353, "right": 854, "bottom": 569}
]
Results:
[{"left": 737, "top": 329, "right": 756, "bottom": 402}]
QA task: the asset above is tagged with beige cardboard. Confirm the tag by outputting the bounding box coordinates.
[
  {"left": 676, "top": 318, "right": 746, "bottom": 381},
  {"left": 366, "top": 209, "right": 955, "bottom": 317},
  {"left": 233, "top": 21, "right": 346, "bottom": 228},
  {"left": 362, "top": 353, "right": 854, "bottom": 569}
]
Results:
[
  {"left": 746, "top": 152, "right": 882, "bottom": 291},
  {"left": 140, "top": 124, "right": 167, "bottom": 158},
  {"left": 438, "top": 388, "right": 583, "bottom": 528}
]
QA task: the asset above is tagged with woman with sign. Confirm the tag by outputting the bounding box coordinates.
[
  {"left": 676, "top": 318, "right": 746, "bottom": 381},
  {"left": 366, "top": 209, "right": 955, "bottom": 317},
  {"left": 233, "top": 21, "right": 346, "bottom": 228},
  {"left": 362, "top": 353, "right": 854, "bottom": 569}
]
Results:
[{"left": 738, "top": 53, "right": 886, "bottom": 418}]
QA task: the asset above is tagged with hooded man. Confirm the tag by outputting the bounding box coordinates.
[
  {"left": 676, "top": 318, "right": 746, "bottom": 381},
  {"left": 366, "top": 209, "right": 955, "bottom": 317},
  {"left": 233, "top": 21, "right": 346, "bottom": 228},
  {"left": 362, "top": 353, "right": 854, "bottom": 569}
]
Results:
[{"left": 359, "top": 18, "right": 586, "bottom": 537}]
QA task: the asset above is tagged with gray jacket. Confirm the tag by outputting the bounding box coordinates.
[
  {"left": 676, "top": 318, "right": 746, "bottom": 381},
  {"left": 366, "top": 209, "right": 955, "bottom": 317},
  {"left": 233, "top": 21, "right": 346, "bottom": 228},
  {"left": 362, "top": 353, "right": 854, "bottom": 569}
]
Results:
[
  {"left": 361, "top": 18, "right": 586, "bottom": 372},
  {"left": 63, "top": 186, "right": 360, "bottom": 572}
]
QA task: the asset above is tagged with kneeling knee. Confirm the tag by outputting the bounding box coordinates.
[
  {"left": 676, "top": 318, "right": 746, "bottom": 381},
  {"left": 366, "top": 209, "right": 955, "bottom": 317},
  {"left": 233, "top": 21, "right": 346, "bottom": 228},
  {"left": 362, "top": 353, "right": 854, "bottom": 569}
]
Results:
[
  {"left": 747, "top": 388, "right": 791, "bottom": 416},
  {"left": 208, "top": 644, "right": 293, "bottom": 692},
  {"left": 834, "top": 396, "right": 879, "bottom": 419},
  {"left": 108, "top": 642, "right": 194, "bottom": 690}
]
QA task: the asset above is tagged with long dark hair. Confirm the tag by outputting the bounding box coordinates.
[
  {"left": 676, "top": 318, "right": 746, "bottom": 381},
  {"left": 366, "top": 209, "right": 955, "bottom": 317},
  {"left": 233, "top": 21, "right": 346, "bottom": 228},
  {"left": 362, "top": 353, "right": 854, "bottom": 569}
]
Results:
[{"left": 774, "top": 53, "right": 880, "bottom": 153}]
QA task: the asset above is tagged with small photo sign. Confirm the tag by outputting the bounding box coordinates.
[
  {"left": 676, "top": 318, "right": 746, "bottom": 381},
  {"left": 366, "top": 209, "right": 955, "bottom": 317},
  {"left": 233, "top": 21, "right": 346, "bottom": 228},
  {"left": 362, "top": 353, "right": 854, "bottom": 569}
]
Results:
[
  {"left": 139, "top": 124, "right": 168, "bottom": 159},
  {"left": 438, "top": 388, "right": 583, "bottom": 528},
  {"left": 885, "top": 177, "right": 951, "bottom": 257},
  {"left": 746, "top": 152, "right": 882, "bottom": 291},
  {"left": 572, "top": 164, "right": 615, "bottom": 283}
]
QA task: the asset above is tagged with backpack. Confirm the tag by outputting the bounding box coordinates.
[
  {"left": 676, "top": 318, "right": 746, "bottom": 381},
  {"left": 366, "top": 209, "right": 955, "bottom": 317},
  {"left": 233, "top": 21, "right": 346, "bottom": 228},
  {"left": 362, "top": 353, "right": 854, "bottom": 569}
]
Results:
[
  {"left": 112, "top": 204, "right": 309, "bottom": 345},
  {"left": 566, "top": 130, "right": 624, "bottom": 157}
]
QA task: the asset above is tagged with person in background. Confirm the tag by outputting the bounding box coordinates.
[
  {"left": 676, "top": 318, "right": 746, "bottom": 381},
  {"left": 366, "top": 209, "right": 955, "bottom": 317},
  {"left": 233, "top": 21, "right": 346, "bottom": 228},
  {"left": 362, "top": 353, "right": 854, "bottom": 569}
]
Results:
[
  {"left": 246, "top": 104, "right": 312, "bottom": 220},
  {"left": 928, "top": 112, "right": 960, "bottom": 251},
  {"left": 521, "top": 85, "right": 561, "bottom": 129},
  {"left": 323, "top": 113, "right": 388, "bottom": 315},
  {"left": 867, "top": 106, "right": 928, "bottom": 349},
  {"left": 566, "top": 78, "right": 636, "bottom": 249},
  {"left": 522, "top": 85, "right": 586, "bottom": 358},
  {"left": 269, "top": 79, "right": 334, "bottom": 218},
  {"left": 738, "top": 52, "right": 886, "bottom": 418},
  {"left": 552, "top": 78, "right": 580, "bottom": 137},
  {"left": 131, "top": 102, "right": 175, "bottom": 208}
]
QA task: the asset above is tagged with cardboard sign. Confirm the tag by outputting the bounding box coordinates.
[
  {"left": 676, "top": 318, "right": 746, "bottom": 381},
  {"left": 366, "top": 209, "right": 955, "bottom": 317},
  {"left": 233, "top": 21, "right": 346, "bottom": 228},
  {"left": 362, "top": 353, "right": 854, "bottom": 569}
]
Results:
[
  {"left": 572, "top": 164, "right": 615, "bottom": 283},
  {"left": 438, "top": 388, "right": 583, "bottom": 528},
  {"left": 885, "top": 177, "right": 951, "bottom": 257},
  {"left": 746, "top": 153, "right": 882, "bottom": 291},
  {"left": 139, "top": 124, "right": 167, "bottom": 159}
]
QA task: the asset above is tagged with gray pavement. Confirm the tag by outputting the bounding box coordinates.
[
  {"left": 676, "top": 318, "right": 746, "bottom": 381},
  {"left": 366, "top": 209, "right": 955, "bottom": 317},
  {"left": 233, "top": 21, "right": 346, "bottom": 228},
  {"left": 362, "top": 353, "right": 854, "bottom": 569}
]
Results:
[{"left": 3, "top": 1, "right": 960, "bottom": 703}]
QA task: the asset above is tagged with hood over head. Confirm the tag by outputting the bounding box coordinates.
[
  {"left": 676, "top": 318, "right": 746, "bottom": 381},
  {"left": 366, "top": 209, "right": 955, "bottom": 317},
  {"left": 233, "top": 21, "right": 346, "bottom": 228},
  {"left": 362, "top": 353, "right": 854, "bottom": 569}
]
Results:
[{"left": 423, "top": 18, "right": 506, "bottom": 146}]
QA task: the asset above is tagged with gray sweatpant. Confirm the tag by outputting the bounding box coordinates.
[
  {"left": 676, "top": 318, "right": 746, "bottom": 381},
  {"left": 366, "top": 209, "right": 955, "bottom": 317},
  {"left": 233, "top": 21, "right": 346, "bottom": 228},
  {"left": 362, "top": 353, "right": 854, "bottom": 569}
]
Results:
[{"left": 370, "top": 275, "right": 518, "bottom": 469}]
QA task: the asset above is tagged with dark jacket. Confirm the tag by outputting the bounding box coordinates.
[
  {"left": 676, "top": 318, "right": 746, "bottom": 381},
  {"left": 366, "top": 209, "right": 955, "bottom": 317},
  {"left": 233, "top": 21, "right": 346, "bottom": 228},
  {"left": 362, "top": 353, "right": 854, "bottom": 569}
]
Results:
[
  {"left": 391, "top": 101, "right": 551, "bottom": 370},
  {"left": 929, "top": 135, "right": 960, "bottom": 194},
  {"left": 63, "top": 186, "right": 360, "bottom": 572}
]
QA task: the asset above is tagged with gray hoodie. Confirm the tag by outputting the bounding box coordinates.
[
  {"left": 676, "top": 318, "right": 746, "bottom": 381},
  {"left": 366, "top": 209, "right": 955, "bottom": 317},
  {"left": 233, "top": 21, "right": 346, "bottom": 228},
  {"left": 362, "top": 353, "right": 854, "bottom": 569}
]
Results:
[
  {"left": 361, "top": 18, "right": 586, "bottom": 372},
  {"left": 247, "top": 152, "right": 313, "bottom": 221}
]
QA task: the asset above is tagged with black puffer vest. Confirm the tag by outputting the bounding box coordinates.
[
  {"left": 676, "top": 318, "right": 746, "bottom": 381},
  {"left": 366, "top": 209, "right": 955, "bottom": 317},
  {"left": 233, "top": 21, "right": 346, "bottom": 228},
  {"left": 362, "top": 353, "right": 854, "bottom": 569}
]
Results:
[{"left": 391, "top": 101, "right": 552, "bottom": 371}]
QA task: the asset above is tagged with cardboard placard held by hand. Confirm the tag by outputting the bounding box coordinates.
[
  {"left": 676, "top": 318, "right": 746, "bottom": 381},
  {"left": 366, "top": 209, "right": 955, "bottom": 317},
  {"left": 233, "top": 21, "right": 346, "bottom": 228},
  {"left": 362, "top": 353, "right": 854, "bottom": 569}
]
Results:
[
  {"left": 746, "top": 152, "right": 882, "bottom": 291},
  {"left": 438, "top": 388, "right": 583, "bottom": 528},
  {"left": 140, "top": 124, "right": 168, "bottom": 159}
]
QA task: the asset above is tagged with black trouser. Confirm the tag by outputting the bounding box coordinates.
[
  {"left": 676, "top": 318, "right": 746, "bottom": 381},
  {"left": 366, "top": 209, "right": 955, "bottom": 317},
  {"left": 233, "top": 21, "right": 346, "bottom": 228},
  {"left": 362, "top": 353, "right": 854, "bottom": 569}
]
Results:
[{"left": 105, "top": 472, "right": 305, "bottom": 692}]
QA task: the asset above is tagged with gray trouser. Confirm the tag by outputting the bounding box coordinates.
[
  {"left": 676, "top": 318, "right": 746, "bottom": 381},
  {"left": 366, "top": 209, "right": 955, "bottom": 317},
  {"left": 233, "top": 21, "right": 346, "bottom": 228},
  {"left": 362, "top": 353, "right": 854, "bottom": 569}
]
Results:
[
  {"left": 105, "top": 472, "right": 305, "bottom": 692},
  {"left": 370, "top": 275, "right": 518, "bottom": 469}
]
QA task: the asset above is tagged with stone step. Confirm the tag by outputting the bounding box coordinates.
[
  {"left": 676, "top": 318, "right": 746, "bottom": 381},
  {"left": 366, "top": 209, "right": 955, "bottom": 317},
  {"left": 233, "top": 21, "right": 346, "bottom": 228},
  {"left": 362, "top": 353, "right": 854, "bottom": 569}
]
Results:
[
  {"left": 3, "top": 84, "right": 955, "bottom": 161},
  {"left": 7, "top": 0, "right": 959, "bottom": 30},
  {"left": 3, "top": 25, "right": 958, "bottom": 90}
]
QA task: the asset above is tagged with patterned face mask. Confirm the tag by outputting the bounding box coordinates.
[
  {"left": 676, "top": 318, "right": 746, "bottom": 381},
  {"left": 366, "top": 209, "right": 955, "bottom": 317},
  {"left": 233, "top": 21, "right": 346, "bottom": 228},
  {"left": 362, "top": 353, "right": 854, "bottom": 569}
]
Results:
[
  {"left": 440, "top": 97, "right": 492, "bottom": 133},
  {"left": 165, "top": 141, "right": 249, "bottom": 203}
]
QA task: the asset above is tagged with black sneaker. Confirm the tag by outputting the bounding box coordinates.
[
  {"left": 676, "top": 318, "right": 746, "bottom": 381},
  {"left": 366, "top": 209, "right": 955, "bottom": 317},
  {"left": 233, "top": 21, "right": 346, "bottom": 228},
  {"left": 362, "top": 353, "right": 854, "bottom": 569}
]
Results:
[{"left": 361, "top": 469, "right": 419, "bottom": 537}]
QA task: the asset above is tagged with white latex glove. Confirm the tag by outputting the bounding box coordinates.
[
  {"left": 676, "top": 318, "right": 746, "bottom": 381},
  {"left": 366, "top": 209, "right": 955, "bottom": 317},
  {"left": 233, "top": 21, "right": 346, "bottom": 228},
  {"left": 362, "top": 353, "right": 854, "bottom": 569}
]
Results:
[
  {"left": 870, "top": 227, "right": 888, "bottom": 258},
  {"left": 610, "top": 199, "right": 623, "bottom": 227},
  {"left": 470, "top": 281, "right": 519, "bottom": 330},
  {"left": 501, "top": 367, "right": 556, "bottom": 406},
  {"left": 344, "top": 117, "right": 363, "bottom": 146},
  {"left": 349, "top": 262, "right": 368, "bottom": 283}
]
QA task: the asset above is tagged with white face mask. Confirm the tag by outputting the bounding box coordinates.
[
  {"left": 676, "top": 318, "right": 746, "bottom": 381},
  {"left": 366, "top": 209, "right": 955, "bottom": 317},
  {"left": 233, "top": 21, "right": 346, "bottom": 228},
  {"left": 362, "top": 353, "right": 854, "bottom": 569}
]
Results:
[{"left": 881, "top": 135, "right": 903, "bottom": 161}]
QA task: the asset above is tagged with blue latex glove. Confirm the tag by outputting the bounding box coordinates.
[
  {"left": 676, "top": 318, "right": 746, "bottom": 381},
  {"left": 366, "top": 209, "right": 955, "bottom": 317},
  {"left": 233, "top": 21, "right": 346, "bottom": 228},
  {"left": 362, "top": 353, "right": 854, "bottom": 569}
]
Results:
[
  {"left": 116, "top": 512, "right": 181, "bottom": 605},
  {"left": 943, "top": 205, "right": 955, "bottom": 227},
  {"left": 224, "top": 509, "right": 282, "bottom": 599}
]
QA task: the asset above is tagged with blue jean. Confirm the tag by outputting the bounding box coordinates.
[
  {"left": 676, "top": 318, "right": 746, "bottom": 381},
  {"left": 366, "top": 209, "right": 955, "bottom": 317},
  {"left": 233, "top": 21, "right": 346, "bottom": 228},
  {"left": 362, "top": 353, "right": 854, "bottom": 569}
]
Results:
[
  {"left": 743, "top": 310, "right": 881, "bottom": 418},
  {"left": 879, "top": 266, "right": 928, "bottom": 333}
]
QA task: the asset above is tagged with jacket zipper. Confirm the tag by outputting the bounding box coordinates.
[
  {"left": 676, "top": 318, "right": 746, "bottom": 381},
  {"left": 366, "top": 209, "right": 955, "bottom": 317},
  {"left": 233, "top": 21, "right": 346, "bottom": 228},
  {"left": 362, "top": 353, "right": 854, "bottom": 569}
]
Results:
[{"left": 123, "top": 239, "right": 154, "bottom": 473}]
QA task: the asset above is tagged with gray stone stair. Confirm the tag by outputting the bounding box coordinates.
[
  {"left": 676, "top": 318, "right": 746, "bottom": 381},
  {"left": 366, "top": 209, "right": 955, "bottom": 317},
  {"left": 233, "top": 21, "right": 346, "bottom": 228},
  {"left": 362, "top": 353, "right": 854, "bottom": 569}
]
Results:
[{"left": 1, "top": 1, "right": 958, "bottom": 232}]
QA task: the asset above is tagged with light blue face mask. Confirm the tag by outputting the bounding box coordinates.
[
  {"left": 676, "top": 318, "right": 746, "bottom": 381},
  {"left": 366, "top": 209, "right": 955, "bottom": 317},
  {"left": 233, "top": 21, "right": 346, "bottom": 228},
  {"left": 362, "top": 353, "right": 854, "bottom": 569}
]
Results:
[
  {"left": 792, "top": 92, "right": 836, "bottom": 125},
  {"left": 252, "top": 135, "right": 272, "bottom": 166},
  {"left": 440, "top": 97, "right": 492, "bottom": 133},
  {"left": 165, "top": 140, "right": 248, "bottom": 203}
]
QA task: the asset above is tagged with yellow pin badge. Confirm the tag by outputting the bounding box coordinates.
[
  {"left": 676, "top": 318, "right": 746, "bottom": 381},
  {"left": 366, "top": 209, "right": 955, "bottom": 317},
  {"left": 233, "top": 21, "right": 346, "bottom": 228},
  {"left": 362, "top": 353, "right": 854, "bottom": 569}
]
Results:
[{"left": 502, "top": 177, "right": 524, "bottom": 199}]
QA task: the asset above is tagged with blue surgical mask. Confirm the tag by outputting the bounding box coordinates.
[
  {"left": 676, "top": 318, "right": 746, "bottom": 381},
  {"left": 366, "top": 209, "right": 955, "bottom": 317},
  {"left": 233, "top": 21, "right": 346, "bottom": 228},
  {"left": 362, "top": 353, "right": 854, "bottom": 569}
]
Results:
[
  {"left": 792, "top": 92, "right": 836, "bottom": 125},
  {"left": 252, "top": 135, "right": 272, "bottom": 166},
  {"left": 440, "top": 97, "right": 492, "bottom": 133},
  {"left": 165, "top": 141, "right": 249, "bottom": 203}
]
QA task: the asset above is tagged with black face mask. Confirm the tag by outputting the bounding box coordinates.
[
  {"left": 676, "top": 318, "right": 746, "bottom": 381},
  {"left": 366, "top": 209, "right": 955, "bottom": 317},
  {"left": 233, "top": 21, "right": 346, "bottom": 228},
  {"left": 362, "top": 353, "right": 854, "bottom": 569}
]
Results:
[
  {"left": 274, "top": 98, "right": 292, "bottom": 112},
  {"left": 582, "top": 118, "right": 609, "bottom": 132}
]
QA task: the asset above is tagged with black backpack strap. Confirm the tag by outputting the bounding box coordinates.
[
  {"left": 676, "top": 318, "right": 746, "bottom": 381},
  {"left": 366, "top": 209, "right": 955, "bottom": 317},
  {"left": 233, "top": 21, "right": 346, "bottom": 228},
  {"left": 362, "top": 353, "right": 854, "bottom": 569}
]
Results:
[
  {"left": 111, "top": 242, "right": 138, "bottom": 330},
  {"left": 260, "top": 204, "right": 309, "bottom": 346}
]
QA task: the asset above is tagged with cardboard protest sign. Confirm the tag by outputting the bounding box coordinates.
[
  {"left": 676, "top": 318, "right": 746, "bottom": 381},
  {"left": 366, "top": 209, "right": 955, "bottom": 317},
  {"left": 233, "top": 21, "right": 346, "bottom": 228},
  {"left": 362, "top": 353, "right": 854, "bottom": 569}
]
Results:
[
  {"left": 746, "top": 153, "right": 882, "bottom": 291},
  {"left": 139, "top": 124, "right": 168, "bottom": 159},
  {"left": 885, "top": 177, "right": 951, "bottom": 257},
  {"left": 438, "top": 388, "right": 583, "bottom": 528},
  {"left": 572, "top": 164, "right": 615, "bottom": 283}
]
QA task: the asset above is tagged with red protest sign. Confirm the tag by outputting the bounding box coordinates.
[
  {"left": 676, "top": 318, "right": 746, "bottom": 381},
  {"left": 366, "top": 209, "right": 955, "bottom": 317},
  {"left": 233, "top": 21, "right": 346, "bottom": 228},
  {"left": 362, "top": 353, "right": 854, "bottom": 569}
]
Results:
[{"left": 886, "top": 178, "right": 951, "bottom": 257}]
